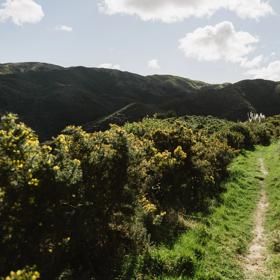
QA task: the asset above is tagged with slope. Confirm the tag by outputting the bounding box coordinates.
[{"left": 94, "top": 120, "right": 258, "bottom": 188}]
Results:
[{"left": 0, "top": 63, "right": 280, "bottom": 139}]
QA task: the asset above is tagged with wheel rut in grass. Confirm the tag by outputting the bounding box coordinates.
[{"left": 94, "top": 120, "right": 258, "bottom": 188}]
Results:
[{"left": 243, "top": 158, "right": 269, "bottom": 279}]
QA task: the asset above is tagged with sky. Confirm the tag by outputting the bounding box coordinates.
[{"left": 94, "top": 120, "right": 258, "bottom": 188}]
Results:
[{"left": 0, "top": 0, "right": 280, "bottom": 83}]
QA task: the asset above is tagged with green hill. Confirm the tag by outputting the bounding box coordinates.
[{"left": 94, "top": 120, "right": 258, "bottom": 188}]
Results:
[
  {"left": 0, "top": 62, "right": 280, "bottom": 139},
  {"left": 0, "top": 62, "right": 63, "bottom": 75}
]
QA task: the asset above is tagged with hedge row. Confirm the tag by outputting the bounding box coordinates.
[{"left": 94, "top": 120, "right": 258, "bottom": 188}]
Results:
[{"left": 0, "top": 114, "right": 279, "bottom": 279}]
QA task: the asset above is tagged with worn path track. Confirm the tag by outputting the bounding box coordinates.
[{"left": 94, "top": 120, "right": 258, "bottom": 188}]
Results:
[{"left": 243, "top": 158, "right": 269, "bottom": 279}]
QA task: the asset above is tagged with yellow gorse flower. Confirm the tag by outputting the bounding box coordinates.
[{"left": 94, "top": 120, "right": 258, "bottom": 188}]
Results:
[
  {"left": 4, "top": 269, "right": 40, "bottom": 280},
  {"left": 139, "top": 196, "right": 157, "bottom": 213},
  {"left": 53, "top": 165, "right": 60, "bottom": 171},
  {"left": 174, "top": 146, "right": 187, "bottom": 160},
  {"left": 73, "top": 159, "right": 81, "bottom": 165},
  {"left": 28, "top": 178, "right": 39, "bottom": 187}
]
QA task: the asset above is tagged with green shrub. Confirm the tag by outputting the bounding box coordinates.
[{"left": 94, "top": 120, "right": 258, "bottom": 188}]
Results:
[{"left": 0, "top": 114, "right": 277, "bottom": 279}]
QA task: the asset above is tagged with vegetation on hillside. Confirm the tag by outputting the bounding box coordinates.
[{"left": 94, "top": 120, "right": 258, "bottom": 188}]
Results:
[
  {"left": 1, "top": 112, "right": 279, "bottom": 279},
  {"left": 1, "top": 63, "right": 280, "bottom": 140},
  {"left": 0, "top": 63, "right": 63, "bottom": 75}
]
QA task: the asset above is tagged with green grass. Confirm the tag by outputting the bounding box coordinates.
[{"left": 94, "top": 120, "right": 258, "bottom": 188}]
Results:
[
  {"left": 263, "top": 142, "right": 280, "bottom": 279},
  {"left": 139, "top": 146, "right": 271, "bottom": 279}
]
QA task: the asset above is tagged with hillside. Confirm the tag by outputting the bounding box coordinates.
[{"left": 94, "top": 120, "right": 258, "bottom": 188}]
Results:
[
  {"left": 0, "top": 62, "right": 280, "bottom": 139},
  {"left": 0, "top": 62, "right": 63, "bottom": 75}
]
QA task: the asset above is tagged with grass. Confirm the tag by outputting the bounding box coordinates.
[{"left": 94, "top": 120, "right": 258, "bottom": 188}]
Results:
[
  {"left": 138, "top": 146, "right": 270, "bottom": 279},
  {"left": 262, "top": 142, "right": 280, "bottom": 279}
]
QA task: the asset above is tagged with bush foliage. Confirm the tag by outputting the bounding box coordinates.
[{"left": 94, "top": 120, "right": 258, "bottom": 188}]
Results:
[{"left": 0, "top": 114, "right": 279, "bottom": 279}]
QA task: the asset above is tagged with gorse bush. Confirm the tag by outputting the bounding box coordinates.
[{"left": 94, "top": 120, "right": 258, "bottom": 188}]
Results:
[
  {"left": 0, "top": 117, "right": 139, "bottom": 279},
  {"left": 2, "top": 268, "right": 40, "bottom": 280},
  {"left": 0, "top": 113, "right": 279, "bottom": 279}
]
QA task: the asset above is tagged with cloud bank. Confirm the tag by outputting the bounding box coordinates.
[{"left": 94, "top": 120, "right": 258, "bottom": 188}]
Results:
[
  {"left": 178, "top": 21, "right": 260, "bottom": 67},
  {"left": 99, "top": 0, "right": 273, "bottom": 22},
  {"left": 0, "top": 0, "right": 44, "bottom": 25},
  {"left": 246, "top": 61, "right": 280, "bottom": 81}
]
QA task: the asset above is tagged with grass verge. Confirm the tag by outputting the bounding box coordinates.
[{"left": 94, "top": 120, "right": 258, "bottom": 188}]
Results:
[
  {"left": 263, "top": 142, "right": 280, "bottom": 279},
  {"left": 137, "top": 146, "right": 269, "bottom": 280}
]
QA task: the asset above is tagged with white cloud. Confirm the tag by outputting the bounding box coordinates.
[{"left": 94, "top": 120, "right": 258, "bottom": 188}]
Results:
[
  {"left": 148, "top": 59, "right": 160, "bottom": 69},
  {"left": 227, "top": 0, "right": 274, "bottom": 19},
  {"left": 55, "top": 25, "right": 73, "bottom": 32},
  {"left": 246, "top": 61, "right": 280, "bottom": 81},
  {"left": 99, "top": 0, "right": 273, "bottom": 23},
  {"left": 240, "top": 55, "right": 263, "bottom": 69},
  {"left": 178, "top": 21, "right": 259, "bottom": 68},
  {"left": 98, "top": 63, "right": 121, "bottom": 70},
  {"left": 0, "top": 0, "right": 44, "bottom": 25}
]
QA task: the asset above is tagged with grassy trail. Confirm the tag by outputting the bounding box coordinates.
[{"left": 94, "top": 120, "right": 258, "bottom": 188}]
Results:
[
  {"left": 192, "top": 146, "right": 269, "bottom": 280},
  {"left": 145, "top": 143, "right": 280, "bottom": 280},
  {"left": 243, "top": 158, "right": 269, "bottom": 279}
]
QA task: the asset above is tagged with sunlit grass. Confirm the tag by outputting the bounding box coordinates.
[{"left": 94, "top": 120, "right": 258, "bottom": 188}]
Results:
[
  {"left": 263, "top": 142, "right": 280, "bottom": 279},
  {"left": 139, "top": 146, "right": 271, "bottom": 279}
]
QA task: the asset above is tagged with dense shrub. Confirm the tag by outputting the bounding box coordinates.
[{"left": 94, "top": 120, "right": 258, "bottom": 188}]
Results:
[
  {"left": 0, "top": 116, "right": 137, "bottom": 279},
  {"left": 0, "top": 114, "right": 278, "bottom": 279},
  {"left": 125, "top": 120, "right": 233, "bottom": 204},
  {"left": 264, "top": 115, "right": 280, "bottom": 138}
]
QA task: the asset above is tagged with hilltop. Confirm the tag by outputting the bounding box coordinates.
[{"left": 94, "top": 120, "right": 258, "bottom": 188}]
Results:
[{"left": 0, "top": 62, "right": 63, "bottom": 75}]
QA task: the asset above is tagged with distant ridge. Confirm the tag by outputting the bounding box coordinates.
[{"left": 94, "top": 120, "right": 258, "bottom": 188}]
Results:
[
  {"left": 0, "top": 62, "right": 279, "bottom": 139},
  {"left": 0, "top": 62, "right": 63, "bottom": 75}
]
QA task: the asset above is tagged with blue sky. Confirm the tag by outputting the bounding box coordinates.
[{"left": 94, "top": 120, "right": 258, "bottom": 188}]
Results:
[{"left": 0, "top": 0, "right": 280, "bottom": 83}]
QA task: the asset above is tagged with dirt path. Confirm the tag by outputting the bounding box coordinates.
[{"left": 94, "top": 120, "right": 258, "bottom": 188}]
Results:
[{"left": 243, "top": 158, "right": 269, "bottom": 279}]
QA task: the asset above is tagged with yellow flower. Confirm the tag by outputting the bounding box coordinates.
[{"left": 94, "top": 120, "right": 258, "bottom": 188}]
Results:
[
  {"left": 174, "top": 146, "right": 187, "bottom": 160},
  {"left": 57, "top": 135, "right": 66, "bottom": 143},
  {"left": 28, "top": 178, "right": 39, "bottom": 187},
  {"left": 31, "top": 272, "right": 40, "bottom": 280},
  {"left": 42, "top": 145, "right": 52, "bottom": 152},
  {"left": 73, "top": 159, "right": 81, "bottom": 165},
  {"left": 139, "top": 195, "right": 157, "bottom": 213},
  {"left": 160, "top": 211, "right": 167, "bottom": 217},
  {"left": 53, "top": 165, "right": 60, "bottom": 171}
]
